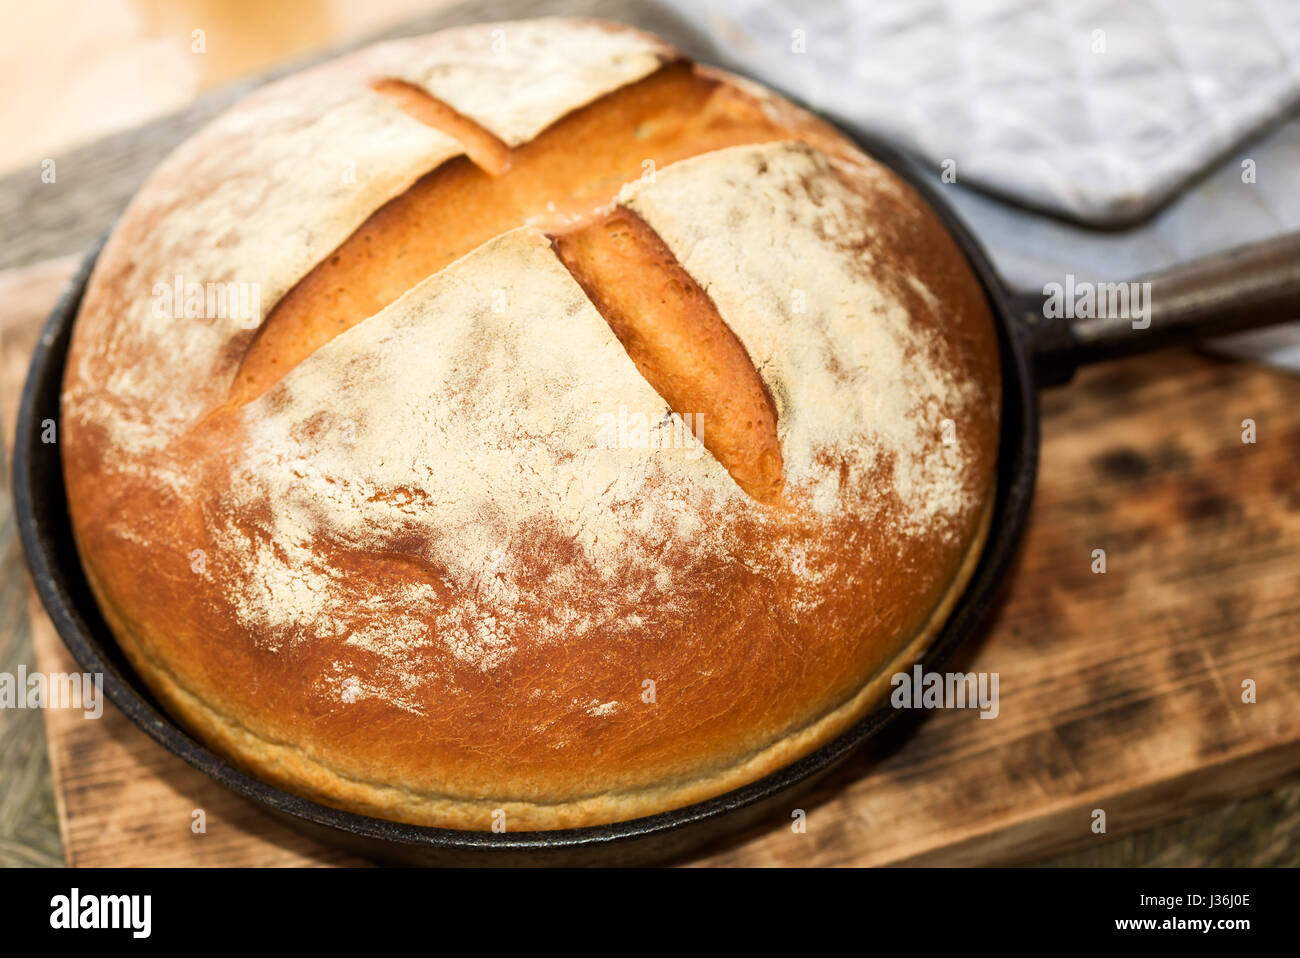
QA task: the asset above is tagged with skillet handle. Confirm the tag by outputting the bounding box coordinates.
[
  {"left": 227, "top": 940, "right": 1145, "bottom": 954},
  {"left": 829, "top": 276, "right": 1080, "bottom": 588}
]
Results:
[{"left": 1025, "top": 230, "right": 1300, "bottom": 387}]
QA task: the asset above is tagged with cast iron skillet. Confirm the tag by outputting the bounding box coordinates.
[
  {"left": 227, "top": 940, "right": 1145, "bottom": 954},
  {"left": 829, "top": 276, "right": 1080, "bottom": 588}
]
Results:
[{"left": 13, "top": 122, "right": 1300, "bottom": 865}]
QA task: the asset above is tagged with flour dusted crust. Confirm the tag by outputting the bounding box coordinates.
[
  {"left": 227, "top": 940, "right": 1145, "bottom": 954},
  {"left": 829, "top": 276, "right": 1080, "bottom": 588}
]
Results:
[
  {"left": 61, "top": 19, "right": 1001, "bottom": 830},
  {"left": 376, "top": 19, "right": 675, "bottom": 145}
]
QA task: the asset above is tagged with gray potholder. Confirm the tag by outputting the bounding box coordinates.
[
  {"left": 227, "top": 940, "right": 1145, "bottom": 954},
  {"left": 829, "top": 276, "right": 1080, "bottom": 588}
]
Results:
[{"left": 666, "top": 0, "right": 1300, "bottom": 225}]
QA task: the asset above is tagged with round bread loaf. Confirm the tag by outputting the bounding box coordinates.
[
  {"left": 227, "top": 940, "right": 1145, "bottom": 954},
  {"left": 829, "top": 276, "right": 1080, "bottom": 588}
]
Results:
[{"left": 61, "top": 18, "right": 1000, "bottom": 830}]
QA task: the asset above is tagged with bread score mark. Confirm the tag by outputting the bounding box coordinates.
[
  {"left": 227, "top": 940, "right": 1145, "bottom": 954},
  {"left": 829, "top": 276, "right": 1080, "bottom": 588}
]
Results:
[
  {"left": 228, "top": 61, "right": 790, "bottom": 406},
  {"left": 553, "top": 209, "right": 784, "bottom": 504},
  {"left": 370, "top": 78, "right": 512, "bottom": 175}
]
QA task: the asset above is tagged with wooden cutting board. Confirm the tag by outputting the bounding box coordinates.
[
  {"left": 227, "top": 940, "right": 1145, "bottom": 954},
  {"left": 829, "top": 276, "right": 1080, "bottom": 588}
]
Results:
[
  {"left": 4, "top": 254, "right": 1300, "bottom": 867},
  {"left": 2, "top": 0, "right": 1298, "bottom": 867}
]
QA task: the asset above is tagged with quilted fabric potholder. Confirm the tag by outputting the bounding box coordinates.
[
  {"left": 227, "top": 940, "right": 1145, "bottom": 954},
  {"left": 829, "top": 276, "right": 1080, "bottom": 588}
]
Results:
[{"left": 667, "top": 0, "right": 1300, "bottom": 225}]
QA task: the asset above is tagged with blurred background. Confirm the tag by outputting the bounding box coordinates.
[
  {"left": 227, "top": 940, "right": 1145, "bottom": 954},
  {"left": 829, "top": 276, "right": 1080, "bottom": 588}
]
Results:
[
  {"left": 0, "top": 0, "right": 441, "bottom": 173},
  {"left": 1, "top": 0, "right": 1297, "bottom": 867}
]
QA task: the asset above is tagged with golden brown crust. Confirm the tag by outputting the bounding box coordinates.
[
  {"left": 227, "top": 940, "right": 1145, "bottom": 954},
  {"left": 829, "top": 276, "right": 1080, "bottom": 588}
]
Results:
[
  {"left": 86, "top": 491, "right": 992, "bottom": 829},
  {"left": 61, "top": 19, "right": 1001, "bottom": 830}
]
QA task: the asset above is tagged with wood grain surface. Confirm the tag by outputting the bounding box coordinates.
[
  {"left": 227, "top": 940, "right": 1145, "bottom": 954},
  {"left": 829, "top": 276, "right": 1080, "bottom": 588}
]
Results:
[{"left": 1, "top": 0, "right": 1298, "bottom": 867}]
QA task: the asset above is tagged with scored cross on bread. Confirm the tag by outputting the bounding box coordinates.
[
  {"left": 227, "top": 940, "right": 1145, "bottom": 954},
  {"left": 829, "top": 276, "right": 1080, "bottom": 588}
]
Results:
[
  {"left": 61, "top": 19, "right": 1001, "bottom": 830},
  {"left": 231, "top": 59, "right": 792, "bottom": 502}
]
